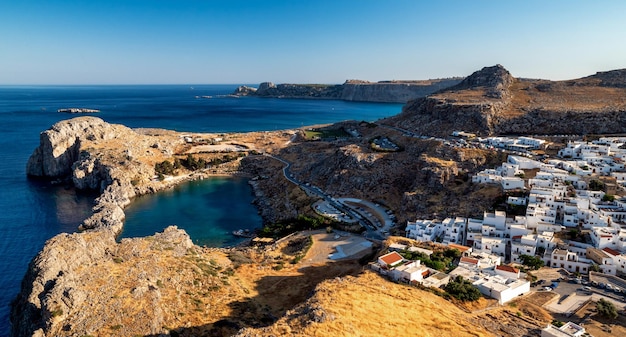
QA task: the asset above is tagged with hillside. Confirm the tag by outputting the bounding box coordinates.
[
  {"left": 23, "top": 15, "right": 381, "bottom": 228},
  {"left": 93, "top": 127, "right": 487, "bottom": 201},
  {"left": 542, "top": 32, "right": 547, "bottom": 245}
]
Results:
[
  {"left": 235, "top": 271, "right": 550, "bottom": 337},
  {"left": 383, "top": 65, "right": 626, "bottom": 136}
]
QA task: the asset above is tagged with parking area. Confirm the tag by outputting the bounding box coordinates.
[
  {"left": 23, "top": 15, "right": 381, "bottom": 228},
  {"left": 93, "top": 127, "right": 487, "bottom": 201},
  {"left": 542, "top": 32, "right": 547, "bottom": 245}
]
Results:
[{"left": 530, "top": 267, "right": 626, "bottom": 315}]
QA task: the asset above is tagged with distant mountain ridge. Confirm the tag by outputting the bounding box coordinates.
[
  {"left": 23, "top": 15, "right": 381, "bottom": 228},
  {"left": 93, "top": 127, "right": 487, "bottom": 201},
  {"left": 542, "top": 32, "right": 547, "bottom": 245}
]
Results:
[
  {"left": 232, "top": 78, "right": 463, "bottom": 103},
  {"left": 383, "top": 64, "right": 626, "bottom": 136}
]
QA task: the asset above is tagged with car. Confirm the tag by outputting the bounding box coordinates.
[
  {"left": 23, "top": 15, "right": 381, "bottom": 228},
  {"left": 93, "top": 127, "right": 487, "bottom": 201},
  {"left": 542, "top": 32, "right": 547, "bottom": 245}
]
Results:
[
  {"left": 581, "top": 286, "right": 592, "bottom": 292},
  {"left": 543, "top": 287, "right": 553, "bottom": 291}
]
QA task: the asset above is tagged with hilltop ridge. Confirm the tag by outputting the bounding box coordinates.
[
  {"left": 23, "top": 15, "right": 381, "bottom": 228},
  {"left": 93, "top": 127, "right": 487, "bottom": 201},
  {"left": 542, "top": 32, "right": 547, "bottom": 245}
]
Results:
[{"left": 383, "top": 64, "right": 626, "bottom": 136}]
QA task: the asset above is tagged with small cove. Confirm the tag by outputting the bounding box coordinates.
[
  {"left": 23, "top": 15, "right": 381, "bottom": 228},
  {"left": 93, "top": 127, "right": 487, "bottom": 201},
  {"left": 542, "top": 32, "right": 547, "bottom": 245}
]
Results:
[{"left": 119, "top": 176, "right": 263, "bottom": 247}]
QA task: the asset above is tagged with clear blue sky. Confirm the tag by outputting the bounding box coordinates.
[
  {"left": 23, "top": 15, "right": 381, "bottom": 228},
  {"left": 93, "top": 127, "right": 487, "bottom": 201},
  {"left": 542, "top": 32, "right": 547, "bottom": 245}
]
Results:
[{"left": 1, "top": 0, "right": 625, "bottom": 84}]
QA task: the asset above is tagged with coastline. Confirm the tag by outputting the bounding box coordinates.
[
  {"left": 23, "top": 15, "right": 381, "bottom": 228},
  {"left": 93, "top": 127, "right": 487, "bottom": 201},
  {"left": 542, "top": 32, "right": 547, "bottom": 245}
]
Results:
[{"left": 12, "top": 117, "right": 288, "bottom": 336}]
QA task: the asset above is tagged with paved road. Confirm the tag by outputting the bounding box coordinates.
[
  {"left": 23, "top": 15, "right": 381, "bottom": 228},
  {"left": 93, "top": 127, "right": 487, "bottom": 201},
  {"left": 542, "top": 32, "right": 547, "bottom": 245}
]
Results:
[{"left": 264, "top": 154, "right": 384, "bottom": 240}]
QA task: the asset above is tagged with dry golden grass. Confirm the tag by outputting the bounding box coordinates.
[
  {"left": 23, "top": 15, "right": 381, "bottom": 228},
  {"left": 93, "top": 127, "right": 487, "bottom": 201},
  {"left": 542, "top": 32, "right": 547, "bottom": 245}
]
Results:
[
  {"left": 421, "top": 153, "right": 456, "bottom": 167},
  {"left": 244, "top": 271, "right": 492, "bottom": 337}
]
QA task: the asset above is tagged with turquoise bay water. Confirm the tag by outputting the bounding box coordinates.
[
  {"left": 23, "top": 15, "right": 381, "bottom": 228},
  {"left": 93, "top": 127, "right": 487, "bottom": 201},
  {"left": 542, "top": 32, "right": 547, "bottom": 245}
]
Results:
[
  {"left": 120, "top": 177, "right": 262, "bottom": 246},
  {"left": 0, "top": 84, "right": 402, "bottom": 335}
]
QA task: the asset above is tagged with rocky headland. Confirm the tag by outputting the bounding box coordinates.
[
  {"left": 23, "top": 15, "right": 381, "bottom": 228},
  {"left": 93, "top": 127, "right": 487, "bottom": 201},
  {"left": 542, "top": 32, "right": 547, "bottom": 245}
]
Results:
[
  {"left": 383, "top": 64, "right": 626, "bottom": 136},
  {"left": 233, "top": 78, "right": 462, "bottom": 103}
]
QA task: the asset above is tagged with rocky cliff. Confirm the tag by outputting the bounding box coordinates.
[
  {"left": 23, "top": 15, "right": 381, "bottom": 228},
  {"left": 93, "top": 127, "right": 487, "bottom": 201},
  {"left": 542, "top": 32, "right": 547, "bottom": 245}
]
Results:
[
  {"left": 233, "top": 78, "right": 462, "bottom": 103},
  {"left": 14, "top": 117, "right": 189, "bottom": 336},
  {"left": 384, "top": 65, "right": 626, "bottom": 136}
]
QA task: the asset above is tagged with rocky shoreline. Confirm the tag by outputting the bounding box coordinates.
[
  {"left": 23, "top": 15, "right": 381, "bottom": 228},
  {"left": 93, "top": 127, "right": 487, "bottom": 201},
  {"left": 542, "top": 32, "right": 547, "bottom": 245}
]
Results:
[{"left": 12, "top": 117, "right": 281, "bottom": 337}]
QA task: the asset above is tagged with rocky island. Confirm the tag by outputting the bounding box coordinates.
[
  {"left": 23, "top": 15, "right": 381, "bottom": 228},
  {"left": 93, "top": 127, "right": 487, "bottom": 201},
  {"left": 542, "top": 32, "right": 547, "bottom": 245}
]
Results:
[
  {"left": 57, "top": 108, "right": 100, "bottom": 113},
  {"left": 12, "top": 65, "right": 626, "bottom": 337}
]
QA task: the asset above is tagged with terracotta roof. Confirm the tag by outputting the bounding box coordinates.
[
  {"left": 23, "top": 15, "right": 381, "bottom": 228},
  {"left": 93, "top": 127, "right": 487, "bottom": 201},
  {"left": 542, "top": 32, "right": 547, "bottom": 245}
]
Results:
[
  {"left": 448, "top": 243, "right": 471, "bottom": 252},
  {"left": 603, "top": 247, "right": 620, "bottom": 256},
  {"left": 460, "top": 257, "right": 479, "bottom": 265},
  {"left": 496, "top": 265, "right": 520, "bottom": 274},
  {"left": 379, "top": 252, "right": 403, "bottom": 266}
]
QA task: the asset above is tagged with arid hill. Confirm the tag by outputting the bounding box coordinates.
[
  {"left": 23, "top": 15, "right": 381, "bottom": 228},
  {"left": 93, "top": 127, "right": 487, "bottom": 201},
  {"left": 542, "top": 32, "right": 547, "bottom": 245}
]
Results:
[{"left": 383, "top": 65, "right": 626, "bottom": 136}]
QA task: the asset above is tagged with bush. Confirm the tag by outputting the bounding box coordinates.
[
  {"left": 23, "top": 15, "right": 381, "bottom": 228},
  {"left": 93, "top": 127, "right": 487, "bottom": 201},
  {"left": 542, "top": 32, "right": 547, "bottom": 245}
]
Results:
[{"left": 155, "top": 160, "right": 175, "bottom": 175}]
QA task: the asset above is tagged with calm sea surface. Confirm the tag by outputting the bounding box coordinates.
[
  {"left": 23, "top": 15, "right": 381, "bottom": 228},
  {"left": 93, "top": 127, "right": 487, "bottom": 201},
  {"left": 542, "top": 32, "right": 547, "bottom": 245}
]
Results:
[{"left": 0, "top": 85, "right": 402, "bottom": 335}]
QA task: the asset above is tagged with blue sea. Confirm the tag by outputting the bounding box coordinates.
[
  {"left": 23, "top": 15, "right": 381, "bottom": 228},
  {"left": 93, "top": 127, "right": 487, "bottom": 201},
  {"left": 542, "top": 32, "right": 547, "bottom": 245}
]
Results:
[{"left": 0, "top": 84, "right": 402, "bottom": 335}]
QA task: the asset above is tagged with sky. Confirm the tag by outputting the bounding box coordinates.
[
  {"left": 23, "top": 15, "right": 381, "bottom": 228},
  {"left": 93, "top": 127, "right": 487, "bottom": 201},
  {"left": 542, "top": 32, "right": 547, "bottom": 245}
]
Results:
[{"left": 1, "top": 0, "right": 625, "bottom": 85}]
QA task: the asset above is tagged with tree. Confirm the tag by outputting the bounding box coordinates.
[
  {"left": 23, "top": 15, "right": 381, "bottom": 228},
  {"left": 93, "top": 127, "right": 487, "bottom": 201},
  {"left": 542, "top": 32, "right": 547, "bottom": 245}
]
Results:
[
  {"left": 596, "top": 298, "right": 618, "bottom": 319},
  {"left": 589, "top": 179, "right": 604, "bottom": 191},
  {"left": 519, "top": 254, "right": 544, "bottom": 270},
  {"left": 589, "top": 263, "right": 601, "bottom": 272},
  {"left": 443, "top": 276, "right": 482, "bottom": 302},
  {"left": 602, "top": 194, "right": 615, "bottom": 202}
]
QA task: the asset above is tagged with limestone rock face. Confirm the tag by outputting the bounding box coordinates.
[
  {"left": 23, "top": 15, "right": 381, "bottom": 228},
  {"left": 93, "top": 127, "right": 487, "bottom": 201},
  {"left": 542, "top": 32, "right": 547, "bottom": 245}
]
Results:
[
  {"left": 340, "top": 78, "right": 462, "bottom": 103},
  {"left": 233, "top": 85, "right": 257, "bottom": 96},
  {"left": 11, "top": 230, "right": 117, "bottom": 337},
  {"left": 11, "top": 227, "right": 194, "bottom": 337},
  {"left": 27, "top": 117, "right": 126, "bottom": 178},
  {"left": 256, "top": 81, "right": 277, "bottom": 94}
]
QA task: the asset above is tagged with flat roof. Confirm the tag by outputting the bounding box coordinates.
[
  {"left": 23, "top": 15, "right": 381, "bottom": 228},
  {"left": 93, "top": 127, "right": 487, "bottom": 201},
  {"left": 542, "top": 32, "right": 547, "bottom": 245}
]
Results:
[{"left": 379, "top": 251, "right": 403, "bottom": 266}]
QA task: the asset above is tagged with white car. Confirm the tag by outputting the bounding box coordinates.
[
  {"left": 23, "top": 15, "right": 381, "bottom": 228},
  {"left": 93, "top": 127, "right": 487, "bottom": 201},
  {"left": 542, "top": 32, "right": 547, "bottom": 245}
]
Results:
[{"left": 543, "top": 287, "right": 552, "bottom": 291}]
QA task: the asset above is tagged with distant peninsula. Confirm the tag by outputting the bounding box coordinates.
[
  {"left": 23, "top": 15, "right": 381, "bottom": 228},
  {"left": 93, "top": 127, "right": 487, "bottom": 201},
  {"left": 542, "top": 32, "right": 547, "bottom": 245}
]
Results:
[{"left": 232, "top": 78, "right": 462, "bottom": 103}]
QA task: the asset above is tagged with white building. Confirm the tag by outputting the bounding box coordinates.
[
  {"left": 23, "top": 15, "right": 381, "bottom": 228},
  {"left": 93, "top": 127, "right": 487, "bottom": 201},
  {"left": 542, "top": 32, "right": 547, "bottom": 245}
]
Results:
[
  {"left": 405, "top": 220, "right": 442, "bottom": 242},
  {"left": 441, "top": 217, "right": 465, "bottom": 244},
  {"left": 541, "top": 322, "right": 587, "bottom": 337}
]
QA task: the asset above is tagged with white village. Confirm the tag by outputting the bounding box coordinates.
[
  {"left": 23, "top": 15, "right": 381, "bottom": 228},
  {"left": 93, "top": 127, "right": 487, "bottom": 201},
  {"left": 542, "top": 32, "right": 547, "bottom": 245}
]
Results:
[{"left": 368, "top": 135, "right": 626, "bottom": 337}]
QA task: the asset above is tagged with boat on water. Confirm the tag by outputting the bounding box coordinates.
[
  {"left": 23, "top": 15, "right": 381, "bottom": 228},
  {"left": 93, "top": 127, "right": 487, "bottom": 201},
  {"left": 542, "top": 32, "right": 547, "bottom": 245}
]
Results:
[{"left": 232, "top": 229, "right": 254, "bottom": 238}]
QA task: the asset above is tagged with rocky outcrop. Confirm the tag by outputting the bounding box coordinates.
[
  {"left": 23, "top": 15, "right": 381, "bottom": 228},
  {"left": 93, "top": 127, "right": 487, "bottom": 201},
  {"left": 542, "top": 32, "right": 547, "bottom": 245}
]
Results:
[
  {"left": 232, "top": 78, "right": 462, "bottom": 103},
  {"left": 385, "top": 64, "right": 626, "bottom": 136},
  {"left": 446, "top": 64, "right": 514, "bottom": 99},
  {"left": 14, "top": 117, "right": 188, "bottom": 336},
  {"left": 233, "top": 85, "right": 257, "bottom": 96},
  {"left": 26, "top": 117, "right": 128, "bottom": 178},
  {"left": 11, "top": 226, "right": 195, "bottom": 337},
  {"left": 582, "top": 68, "right": 626, "bottom": 88}
]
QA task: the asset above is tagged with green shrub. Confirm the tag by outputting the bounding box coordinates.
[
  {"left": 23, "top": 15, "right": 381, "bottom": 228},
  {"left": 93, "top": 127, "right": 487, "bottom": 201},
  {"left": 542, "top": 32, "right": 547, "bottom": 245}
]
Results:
[
  {"left": 597, "top": 298, "right": 618, "bottom": 319},
  {"left": 443, "top": 276, "right": 482, "bottom": 302}
]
